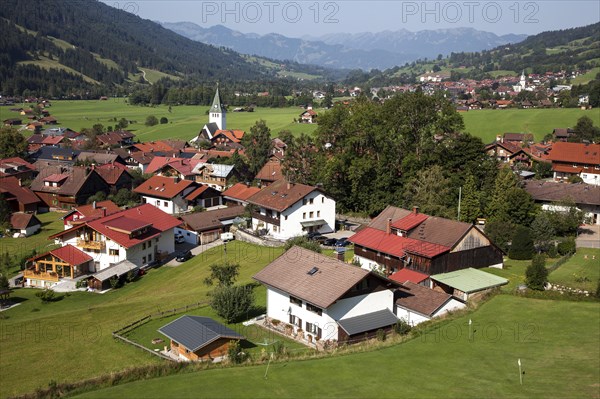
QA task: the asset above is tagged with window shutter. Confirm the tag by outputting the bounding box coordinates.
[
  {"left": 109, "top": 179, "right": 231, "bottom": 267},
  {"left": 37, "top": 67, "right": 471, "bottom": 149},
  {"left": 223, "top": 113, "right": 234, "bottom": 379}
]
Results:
[
  {"left": 289, "top": 314, "right": 293, "bottom": 324},
  {"left": 298, "top": 318, "right": 302, "bottom": 328},
  {"left": 317, "top": 327, "right": 322, "bottom": 340},
  {"left": 305, "top": 321, "right": 310, "bottom": 331}
]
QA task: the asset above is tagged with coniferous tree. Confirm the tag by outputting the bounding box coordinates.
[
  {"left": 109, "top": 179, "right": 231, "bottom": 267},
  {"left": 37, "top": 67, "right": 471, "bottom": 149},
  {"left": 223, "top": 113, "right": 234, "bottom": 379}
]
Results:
[
  {"left": 460, "top": 173, "right": 481, "bottom": 223},
  {"left": 509, "top": 226, "right": 535, "bottom": 260},
  {"left": 526, "top": 254, "right": 548, "bottom": 290}
]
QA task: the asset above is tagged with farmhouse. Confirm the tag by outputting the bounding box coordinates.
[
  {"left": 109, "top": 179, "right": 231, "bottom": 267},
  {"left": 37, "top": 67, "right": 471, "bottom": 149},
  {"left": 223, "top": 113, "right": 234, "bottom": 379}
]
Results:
[
  {"left": 349, "top": 206, "right": 504, "bottom": 276},
  {"left": 146, "top": 157, "right": 200, "bottom": 180},
  {"left": 159, "top": 316, "right": 244, "bottom": 362},
  {"left": 299, "top": 108, "right": 317, "bottom": 124},
  {"left": 49, "top": 204, "right": 181, "bottom": 272},
  {"left": 191, "top": 163, "right": 236, "bottom": 191},
  {"left": 546, "top": 142, "right": 600, "bottom": 185},
  {"left": 254, "top": 246, "right": 400, "bottom": 344},
  {"left": 96, "top": 130, "right": 136, "bottom": 148},
  {"left": 485, "top": 140, "right": 532, "bottom": 168},
  {"left": 246, "top": 179, "right": 336, "bottom": 240}
]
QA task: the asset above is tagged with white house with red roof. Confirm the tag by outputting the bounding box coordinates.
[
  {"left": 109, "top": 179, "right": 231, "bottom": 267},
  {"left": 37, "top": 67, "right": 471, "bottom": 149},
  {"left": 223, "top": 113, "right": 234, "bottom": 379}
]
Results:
[
  {"left": 134, "top": 175, "right": 199, "bottom": 215},
  {"left": 49, "top": 203, "right": 181, "bottom": 272},
  {"left": 546, "top": 142, "right": 600, "bottom": 185},
  {"left": 246, "top": 179, "right": 336, "bottom": 240}
]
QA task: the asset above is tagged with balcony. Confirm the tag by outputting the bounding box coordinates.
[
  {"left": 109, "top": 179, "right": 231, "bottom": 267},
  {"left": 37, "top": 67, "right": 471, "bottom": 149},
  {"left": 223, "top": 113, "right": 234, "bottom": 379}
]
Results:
[
  {"left": 76, "top": 239, "right": 105, "bottom": 250},
  {"left": 251, "top": 210, "right": 280, "bottom": 227},
  {"left": 23, "top": 269, "right": 60, "bottom": 282}
]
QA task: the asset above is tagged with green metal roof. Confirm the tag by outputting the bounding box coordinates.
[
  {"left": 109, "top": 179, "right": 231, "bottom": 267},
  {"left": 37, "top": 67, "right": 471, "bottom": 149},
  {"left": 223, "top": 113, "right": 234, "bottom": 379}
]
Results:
[{"left": 430, "top": 268, "right": 508, "bottom": 293}]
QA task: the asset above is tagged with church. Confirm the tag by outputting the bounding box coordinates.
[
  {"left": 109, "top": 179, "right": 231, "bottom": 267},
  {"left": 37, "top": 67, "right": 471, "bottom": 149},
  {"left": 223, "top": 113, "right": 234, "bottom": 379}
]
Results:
[{"left": 190, "top": 87, "right": 245, "bottom": 148}]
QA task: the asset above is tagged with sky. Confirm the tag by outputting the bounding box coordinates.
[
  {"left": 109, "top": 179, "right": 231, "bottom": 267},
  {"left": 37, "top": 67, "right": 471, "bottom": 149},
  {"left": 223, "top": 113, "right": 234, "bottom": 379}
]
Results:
[{"left": 102, "top": 0, "right": 600, "bottom": 38}]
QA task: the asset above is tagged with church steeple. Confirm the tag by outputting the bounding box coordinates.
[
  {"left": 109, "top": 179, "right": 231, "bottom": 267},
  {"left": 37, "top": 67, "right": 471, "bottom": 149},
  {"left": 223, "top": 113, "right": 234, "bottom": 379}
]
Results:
[{"left": 209, "top": 84, "right": 226, "bottom": 130}]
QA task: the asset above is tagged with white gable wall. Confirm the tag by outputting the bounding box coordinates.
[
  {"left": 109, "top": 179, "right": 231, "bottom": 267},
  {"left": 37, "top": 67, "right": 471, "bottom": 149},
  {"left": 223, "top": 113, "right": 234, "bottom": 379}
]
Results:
[{"left": 396, "top": 298, "right": 465, "bottom": 327}]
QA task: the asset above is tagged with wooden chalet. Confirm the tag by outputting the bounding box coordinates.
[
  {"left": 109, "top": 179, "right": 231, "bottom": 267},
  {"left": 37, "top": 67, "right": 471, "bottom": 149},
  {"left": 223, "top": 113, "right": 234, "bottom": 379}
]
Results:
[
  {"left": 25, "top": 245, "right": 92, "bottom": 288},
  {"left": 349, "top": 206, "right": 504, "bottom": 276}
]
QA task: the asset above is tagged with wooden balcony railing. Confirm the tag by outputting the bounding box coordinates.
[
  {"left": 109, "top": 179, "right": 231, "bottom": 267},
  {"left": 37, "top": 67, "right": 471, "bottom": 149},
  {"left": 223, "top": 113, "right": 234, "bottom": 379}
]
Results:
[
  {"left": 251, "top": 210, "right": 280, "bottom": 227},
  {"left": 23, "top": 269, "right": 60, "bottom": 282},
  {"left": 76, "top": 239, "right": 105, "bottom": 250}
]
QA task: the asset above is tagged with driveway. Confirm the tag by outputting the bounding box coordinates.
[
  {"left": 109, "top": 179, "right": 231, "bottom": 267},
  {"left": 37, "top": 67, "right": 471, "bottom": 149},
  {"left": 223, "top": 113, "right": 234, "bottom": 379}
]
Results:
[
  {"left": 165, "top": 239, "right": 224, "bottom": 267},
  {"left": 577, "top": 224, "right": 600, "bottom": 248}
]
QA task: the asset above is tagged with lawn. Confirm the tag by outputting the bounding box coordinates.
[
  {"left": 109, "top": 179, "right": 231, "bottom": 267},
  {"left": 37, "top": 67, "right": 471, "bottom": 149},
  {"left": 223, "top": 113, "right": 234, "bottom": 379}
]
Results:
[
  {"left": 548, "top": 248, "right": 600, "bottom": 292},
  {"left": 0, "top": 240, "right": 285, "bottom": 398},
  {"left": 5, "top": 100, "right": 319, "bottom": 141},
  {"left": 0, "top": 212, "right": 64, "bottom": 276},
  {"left": 461, "top": 108, "right": 598, "bottom": 143},
  {"left": 76, "top": 295, "right": 600, "bottom": 399}
]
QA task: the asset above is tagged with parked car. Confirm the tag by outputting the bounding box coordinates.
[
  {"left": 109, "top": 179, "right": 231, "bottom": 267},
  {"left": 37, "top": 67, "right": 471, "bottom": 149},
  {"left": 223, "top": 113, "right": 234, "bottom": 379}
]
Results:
[
  {"left": 306, "top": 231, "right": 324, "bottom": 241},
  {"left": 175, "top": 250, "right": 193, "bottom": 262},
  {"left": 175, "top": 233, "right": 185, "bottom": 244},
  {"left": 335, "top": 237, "right": 351, "bottom": 247},
  {"left": 220, "top": 232, "right": 234, "bottom": 242},
  {"left": 323, "top": 238, "right": 338, "bottom": 246}
]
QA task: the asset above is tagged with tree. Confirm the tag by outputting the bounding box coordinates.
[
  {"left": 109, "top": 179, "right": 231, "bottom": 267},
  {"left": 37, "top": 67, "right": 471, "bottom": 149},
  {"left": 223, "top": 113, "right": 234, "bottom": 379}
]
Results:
[
  {"left": 505, "top": 187, "right": 537, "bottom": 226},
  {"left": 484, "top": 219, "right": 514, "bottom": 253},
  {"left": 86, "top": 191, "right": 107, "bottom": 204},
  {"left": 571, "top": 116, "right": 600, "bottom": 143},
  {"left": 525, "top": 254, "right": 548, "bottom": 290},
  {"left": 241, "top": 120, "right": 272, "bottom": 177},
  {"left": 283, "top": 236, "right": 322, "bottom": 253},
  {"left": 0, "top": 127, "right": 27, "bottom": 158},
  {"left": 404, "top": 165, "right": 453, "bottom": 218},
  {"left": 459, "top": 173, "right": 480, "bottom": 223},
  {"left": 210, "top": 285, "right": 254, "bottom": 323},
  {"left": 486, "top": 167, "right": 519, "bottom": 221},
  {"left": 204, "top": 262, "right": 240, "bottom": 287},
  {"left": 531, "top": 211, "right": 555, "bottom": 253},
  {"left": 145, "top": 115, "right": 158, "bottom": 126},
  {"left": 160, "top": 117, "right": 168, "bottom": 124},
  {"left": 508, "top": 226, "right": 534, "bottom": 260},
  {"left": 109, "top": 188, "right": 139, "bottom": 207},
  {"left": 546, "top": 199, "right": 585, "bottom": 236},
  {"left": 116, "top": 118, "right": 129, "bottom": 130},
  {"left": 0, "top": 274, "right": 9, "bottom": 291}
]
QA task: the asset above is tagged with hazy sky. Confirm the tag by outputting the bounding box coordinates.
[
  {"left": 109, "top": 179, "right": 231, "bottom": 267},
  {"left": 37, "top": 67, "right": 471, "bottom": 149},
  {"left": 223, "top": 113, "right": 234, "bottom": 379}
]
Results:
[{"left": 103, "top": 0, "right": 600, "bottom": 37}]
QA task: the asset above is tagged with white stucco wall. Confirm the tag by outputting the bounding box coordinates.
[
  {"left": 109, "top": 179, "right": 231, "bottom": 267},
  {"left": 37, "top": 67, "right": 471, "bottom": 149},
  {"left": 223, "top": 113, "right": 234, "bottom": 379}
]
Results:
[
  {"left": 580, "top": 171, "right": 600, "bottom": 186},
  {"left": 396, "top": 298, "right": 465, "bottom": 326},
  {"left": 353, "top": 254, "right": 383, "bottom": 273},
  {"left": 327, "top": 289, "right": 395, "bottom": 321}
]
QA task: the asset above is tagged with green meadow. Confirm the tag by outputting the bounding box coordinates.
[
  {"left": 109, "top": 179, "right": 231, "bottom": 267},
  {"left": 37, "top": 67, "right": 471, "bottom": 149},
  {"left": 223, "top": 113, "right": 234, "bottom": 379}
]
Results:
[
  {"left": 76, "top": 295, "right": 600, "bottom": 399},
  {"left": 548, "top": 248, "right": 600, "bottom": 292}
]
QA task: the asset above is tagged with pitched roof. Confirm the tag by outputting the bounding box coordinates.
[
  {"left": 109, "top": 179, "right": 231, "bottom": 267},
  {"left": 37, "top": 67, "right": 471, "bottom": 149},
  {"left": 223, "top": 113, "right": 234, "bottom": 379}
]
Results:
[
  {"left": 337, "top": 309, "right": 398, "bottom": 336},
  {"left": 159, "top": 316, "right": 243, "bottom": 353},
  {"left": 180, "top": 205, "right": 245, "bottom": 231},
  {"left": 368, "top": 205, "right": 413, "bottom": 231},
  {"left": 210, "top": 87, "right": 225, "bottom": 114},
  {"left": 31, "top": 167, "right": 106, "bottom": 196},
  {"left": 406, "top": 214, "right": 472, "bottom": 248},
  {"left": 133, "top": 175, "right": 195, "bottom": 199},
  {"left": 546, "top": 142, "right": 600, "bottom": 165},
  {"left": 255, "top": 159, "right": 283, "bottom": 182},
  {"left": 213, "top": 129, "right": 245, "bottom": 143},
  {"left": 431, "top": 268, "right": 508, "bottom": 293},
  {"left": 389, "top": 268, "right": 429, "bottom": 284},
  {"left": 0, "top": 177, "right": 41, "bottom": 205},
  {"left": 128, "top": 151, "right": 155, "bottom": 165},
  {"left": 69, "top": 200, "right": 121, "bottom": 220},
  {"left": 77, "top": 152, "right": 125, "bottom": 165},
  {"left": 31, "top": 244, "right": 93, "bottom": 266},
  {"left": 247, "top": 179, "right": 318, "bottom": 212},
  {"left": 96, "top": 131, "right": 135, "bottom": 146},
  {"left": 254, "top": 246, "right": 379, "bottom": 309},
  {"left": 0, "top": 157, "right": 36, "bottom": 177},
  {"left": 349, "top": 227, "right": 450, "bottom": 258},
  {"left": 132, "top": 141, "right": 179, "bottom": 153},
  {"left": 10, "top": 213, "right": 40, "bottom": 230},
  {"left": 146, "top": 157, "right": 199, "bottom": 176},
  {"left": 222, "top": 183, "right": 261, "bottom": 202},
  {"left": 191, "top": 163, "right": 235, "bottom": 178},
  {"left": 391, "top": 212, "right": 428, "bottom": 231},
  {"left": 94, "top": 163, "right": 131, "bottom": 185},
  {"left": 52, "top": 204, "right": 181, "bottom": 249},
  {"left": 395, "top": 282, "right": 453, "bottom": 317},
  {"left": 523, "top": 180, "right": 600, "bottom": 206}
]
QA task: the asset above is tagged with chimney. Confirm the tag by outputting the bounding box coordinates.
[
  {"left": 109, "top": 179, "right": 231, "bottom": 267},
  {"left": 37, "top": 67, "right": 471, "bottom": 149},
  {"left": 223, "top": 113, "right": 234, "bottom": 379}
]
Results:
[
  {"left": 287, "top": 181, "right": 291, "bottom": 190},
  {"left": 413, "top": 206, "right": 419, "bottom": 214},
  {"left": 93, "top": 201, "right": 96, "bottom": 209},
  {"left": 336, "top": 249, "right": 345, "bottom": 262},
  {"left": 101, "top": 208, "right": 106, "bottom": 217},
  {"left": 386, "top": 218, "right": 392, "bottom": 235}
]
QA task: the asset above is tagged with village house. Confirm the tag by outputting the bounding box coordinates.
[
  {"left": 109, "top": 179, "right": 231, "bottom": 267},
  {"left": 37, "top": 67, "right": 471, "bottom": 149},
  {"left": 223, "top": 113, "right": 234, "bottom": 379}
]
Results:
[
  {"left": 62, "top": 200, "right": 121, "bottom": 229},
  {"left": 254, "top": 157, "right": 283, "bottom": 187},
  {"left": 211, "top": 129, "right": 245, "bottom": 149},
  {"left": 485, "top": 140, "right": 532, "bottom": 168},
  {"left": 94, "top": 163, "right": 134, "bottom": 193},
  {"left": 30, "top": 166, "right": 110, "bottom": 210},
  {"left": 348, "top": 206, "right": 504, "bottom": 276},
  {"left": 299, "top": 107, "right": 318, "bottom": 124},
  {"left": 221, "top": 182, "right": 261, "bottom": 206},
  {"left": 179, "top": 205, "right": 244, "bottom": 244},
  {"left": 9, "top": 213, "right": 41, "bottom": 237},
  {"left": 45, "top": 203, "right": 181, "bottom": 275},
  {"left": 76, "top": 151, "right": 127, "bottom": 166},
  {"left": 159, "top": 316, "right": 244, "bottom": 362},
  {"left": 523, "top": 180, "right": 600, "bottom": 225},
  {"left": 254, "top": 246, "right": 400, "bottom": 344},
  {"left": 191, "top": 163, "right": 236, "bottom": 191},
  {"left": 0, "top": 157, "right": 37, "bottom": 180},
  {"left": 96, "top": 131, "right": 136, "bottom": 148},
  {"left": 25, "top": 245, "right": 93, "bottom": 288},
  {"left": 394, "top": 281, "right": 465, "bottom": 326},
  {"left": 30, "top": 147, "right": 80, "bottom": 164},
  {"left": 0, "top": 177, "right": 43, "bottom": 213},
  {"left": 146, "top": 157, "right": 200, "bottom": 181},
  {"left": 546, "top": 142, "right": 600, "bottom": 185},
  {"left": 246, "top": 179, "right": 336, "bottom": 240}
]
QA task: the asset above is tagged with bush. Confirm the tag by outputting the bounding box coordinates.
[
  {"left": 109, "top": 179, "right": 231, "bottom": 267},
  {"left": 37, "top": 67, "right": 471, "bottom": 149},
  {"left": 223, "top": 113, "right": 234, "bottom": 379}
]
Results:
[
  {"left": 160, "top": 117, "right": 168, "bottom": 124},
  {"left": 283, "top": 236, "right": 322, "bottom": 253},
  {"left": 227, "top": 340, "right": 247, "bottom": 364},
  {"left": 394, "top": 319, "right": 412, "bottom": 335},
  {"left": 557, "top": 237, "right": 576, "bottom": 256},
  {"left": 75, "top": 279, "right": 88, "bottom": 289},
  {"left": 210, "top": 285, "right": 254, "bottom": 323},
  {"left": 547, "top": 243, "right": 558, "bottom": 258},
  {"left": 145, "top": 115, "right": 158, "bottom": 126},
  {"left": 508, "top": 226, "right": 534, "bottom": 260},
  {"left": 376, "top": 329, "right": 386, "bottom": 342},
  {"left": 109, "top": 276, "right": 120, "bottom": 289},
  {"left": 35, "top": 288, "right": 56, "bottom": 303},
  {"left": 525, "top": 254, "right": 548, "bottom": 290},
  {"left": 0, "top": 274, "right": 9, "bottom": 290}
]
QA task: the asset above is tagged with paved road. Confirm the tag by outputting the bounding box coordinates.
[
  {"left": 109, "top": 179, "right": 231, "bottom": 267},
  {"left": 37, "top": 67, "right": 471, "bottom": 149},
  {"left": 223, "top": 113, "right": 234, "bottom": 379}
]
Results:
[
  {"left": 577, "top": 225, "right": 600, "bottom": 249},
  {"left": 165, "top": 239, "right": 224, "bottom": 267}
]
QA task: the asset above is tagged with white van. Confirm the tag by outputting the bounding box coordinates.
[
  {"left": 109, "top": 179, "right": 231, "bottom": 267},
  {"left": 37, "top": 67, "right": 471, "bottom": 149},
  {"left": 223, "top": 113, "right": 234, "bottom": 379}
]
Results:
[{"left": 220, "top": 232, "right": 234, "bottom": 242}]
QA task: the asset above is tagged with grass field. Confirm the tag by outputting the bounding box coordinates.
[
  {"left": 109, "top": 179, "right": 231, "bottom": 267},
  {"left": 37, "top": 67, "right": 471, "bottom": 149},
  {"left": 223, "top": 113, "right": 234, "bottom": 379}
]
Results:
[
  {"left": 549, "top": 248, "right": 600, "bottom": 292},
  {"left": 4, "top": 100, "right": 319, "bottom": 141},
  {"left": 76, "top": 295, "right": 600, "bottom": 399},
  {"left": 0, "top": 212, "right": 64, "bottom": 276}
]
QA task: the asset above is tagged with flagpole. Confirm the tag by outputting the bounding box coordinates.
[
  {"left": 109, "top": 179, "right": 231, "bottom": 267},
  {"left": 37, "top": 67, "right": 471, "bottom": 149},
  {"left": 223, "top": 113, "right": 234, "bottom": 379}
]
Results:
[{"left": 518, "top": 359, "right": 523, "bottom": 385}]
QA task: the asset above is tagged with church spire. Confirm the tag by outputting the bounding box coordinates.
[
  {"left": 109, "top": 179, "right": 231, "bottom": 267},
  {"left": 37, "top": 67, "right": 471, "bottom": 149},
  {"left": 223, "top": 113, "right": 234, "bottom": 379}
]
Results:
[
  {"left": 209, "top": 84, "right": 226, "bottom": 130},
  {"left": 211, "top": 84, "right": 224, "bottom": 114}
]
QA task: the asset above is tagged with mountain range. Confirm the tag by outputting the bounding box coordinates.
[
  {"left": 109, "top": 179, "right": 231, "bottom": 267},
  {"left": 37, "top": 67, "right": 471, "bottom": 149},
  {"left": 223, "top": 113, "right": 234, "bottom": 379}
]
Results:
[{"left": 161, "top": 22, "right": 528, "bottom": 70}]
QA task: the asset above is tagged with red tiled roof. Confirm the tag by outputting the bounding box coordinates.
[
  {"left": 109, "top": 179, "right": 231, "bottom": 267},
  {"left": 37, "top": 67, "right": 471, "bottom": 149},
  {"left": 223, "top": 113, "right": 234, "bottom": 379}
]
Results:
[
  {"left": 349, "top": 227, "right": 450, "bottom": 259},
  {"left": 547, "top": 142, "right": 600, "bottom": 165},
  {"left": 95, "top": 163, "right": 130, "bottom": 185},
  {"left": 10, "top": 213, "right": 40, "bottom": 230},
  {"left": 184, "top": 185, "right": 210, "bottom": 200},
  {"left": 134, "top": 175, "right": 195, "bottom": 199},
  {"left": 553, "top": 164, "right": 582, "bottom": 173},
  {"left": 104, "top": 216, "right": 151, "bottom": 233},
  {"left": 50, "top": 245, "right": 93, "bottom": 266},
  {"left": 222, "top": 183, "right": 261, "bottom": 201},
  {"left": 255, "top": 159, "right": 283, "bottom": 182},
  {"left": 43, "top": 173, "right": 69, "bottom": 183},
  {"left": 133, "top": 141, "right": 178, "bottom": 153},
  {"left": 74, "top": 200, "right": 121, "bottom": 219},
  {"left": 145, "top": 157, "right": 199, "bottom": 176},
  {"left": 0, "top": 177, "right": 41, "bottom": 205},
  {"left": 391, "top": 213, "right": 428, "bottom": 231},
  {"left": 213, "top": 130, "right": 245, "bottom": 143},
  {"left": 0, "top": 157, "right": 36, "bottom": 176},
  {"left": 389, "top": 268, "right": 429, "bottom": 284}
]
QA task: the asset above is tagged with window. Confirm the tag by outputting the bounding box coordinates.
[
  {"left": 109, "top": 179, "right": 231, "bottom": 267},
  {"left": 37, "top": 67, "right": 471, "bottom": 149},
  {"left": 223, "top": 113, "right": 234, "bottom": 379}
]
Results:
[
  {"left": 273, "top": 225, "right": 279, "bottom": 232},
  {"left": 306, "top": 322, "right": 322, "bottom": 338},
  {"left": 303, "top": 212, "right": 306, "bottom": 219},
  {"left": 309, "top": 211, "right": 314, "bottom": 218},
  {"left": 142, "top": 256, "right": 146, "bottom": 263},
  {"left": 289, "top": 315, "right": 302, "bottom": 327},
  {"left": 155, "top": 200, "right": 160, "bottom": 206},
  {"left": 322, "top": 197, "right": 324, "bottom": 203},
  {"left": 309, "top": 198, "right": 314, "bottom": 204},
  {"left": 302, "top": 199, "right": 307, "bottom": 205},
  {"left": 306, "top": 303, "right": 322, "bottom": 316},
  {"left": 142, "top": 242, "right": 146, "bottom": 250},
  {"left": 109, "top": 249, "right": 119, "bottom": 256},
  {"left": 289, "top": 296, "right": 302, "bottom": 306},
  {"left": 164, "top": 201, "right": 168, "bottom": 207},
  {"left": 317, "top": 211, "right": 320, "bottom": 217},
  {"left": 148, "top": 254, "right": 152, "bottom": 262},
  {"left": 147, "top": 241, "right": 152, "bottom": 248},
  {"left": 285, "top": 215, "right": 288, "bottom": 220}
]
